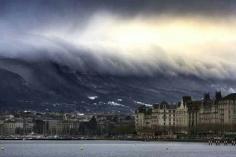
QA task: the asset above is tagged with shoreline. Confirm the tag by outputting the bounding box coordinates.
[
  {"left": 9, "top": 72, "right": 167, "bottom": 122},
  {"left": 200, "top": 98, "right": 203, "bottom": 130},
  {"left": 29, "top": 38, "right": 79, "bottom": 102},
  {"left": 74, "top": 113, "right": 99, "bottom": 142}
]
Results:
[
  {"left": 1, "top": 138, "right": 235, "bottom": 145},
  {"left": 1, "top": 137, "right": 235, "bottom": 144},
  {"left": 0, "top": 138, "right": 207, "bottom": 143}
]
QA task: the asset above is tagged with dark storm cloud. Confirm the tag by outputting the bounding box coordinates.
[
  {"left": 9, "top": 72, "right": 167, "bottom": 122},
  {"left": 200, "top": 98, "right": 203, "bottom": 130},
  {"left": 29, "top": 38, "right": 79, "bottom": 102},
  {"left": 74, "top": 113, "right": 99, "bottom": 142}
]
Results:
[
  {"left": 0, "top": 0, "right": 235, "bottom": 33},
  {"left": 82, "top": 0, "right": 236, "bottom": 16},
  {"left": 1, "top": 0, "right": 236, "bottom": 17},
  {"left": 1, "top": 0, "right": 236, "bottom": 80}
]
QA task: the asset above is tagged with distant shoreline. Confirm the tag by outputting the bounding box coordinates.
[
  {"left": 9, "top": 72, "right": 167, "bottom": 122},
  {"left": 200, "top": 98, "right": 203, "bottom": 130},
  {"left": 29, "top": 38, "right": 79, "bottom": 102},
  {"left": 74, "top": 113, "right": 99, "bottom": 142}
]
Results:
[{"left": 0, "top": 138, "right": 207, "bottom": 143}]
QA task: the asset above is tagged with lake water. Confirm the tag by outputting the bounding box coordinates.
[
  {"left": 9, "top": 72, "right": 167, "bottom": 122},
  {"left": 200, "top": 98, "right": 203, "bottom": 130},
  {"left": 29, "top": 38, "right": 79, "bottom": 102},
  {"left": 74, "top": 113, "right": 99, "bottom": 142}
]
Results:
[{"left": 0, "top": 140, "right": 235, "bottom": 157}]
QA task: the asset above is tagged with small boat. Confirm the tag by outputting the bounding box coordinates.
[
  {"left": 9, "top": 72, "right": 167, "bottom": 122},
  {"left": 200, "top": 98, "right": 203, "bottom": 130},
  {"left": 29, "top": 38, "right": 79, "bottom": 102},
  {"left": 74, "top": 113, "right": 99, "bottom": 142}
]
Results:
[
  {"left": 80, "top": 146, "right": 84, "bottom": 150},
  {"left": 1, "top": 146, "right": 5, "bottom": 150}
]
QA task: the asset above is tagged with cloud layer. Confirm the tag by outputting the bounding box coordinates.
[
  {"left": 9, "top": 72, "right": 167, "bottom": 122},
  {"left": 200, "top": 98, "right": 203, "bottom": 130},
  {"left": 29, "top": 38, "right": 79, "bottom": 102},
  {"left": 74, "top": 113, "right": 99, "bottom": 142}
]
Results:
[{"left": 1, "top": 0, "right": 236, "bottom": 79}]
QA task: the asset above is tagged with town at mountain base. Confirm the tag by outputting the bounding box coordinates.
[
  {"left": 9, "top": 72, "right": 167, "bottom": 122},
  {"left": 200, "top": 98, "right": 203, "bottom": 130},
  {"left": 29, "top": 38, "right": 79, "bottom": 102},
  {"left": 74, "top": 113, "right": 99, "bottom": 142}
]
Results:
[{"left": 0, "top": 91, "right": 236, "bottom": 142}]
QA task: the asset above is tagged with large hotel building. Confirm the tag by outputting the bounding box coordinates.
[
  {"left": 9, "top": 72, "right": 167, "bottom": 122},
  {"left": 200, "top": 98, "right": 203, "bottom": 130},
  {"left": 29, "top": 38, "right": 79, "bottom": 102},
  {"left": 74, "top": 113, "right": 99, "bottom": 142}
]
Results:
[{"left": 135, "top": 92, "right": 236, "bottom": 137}]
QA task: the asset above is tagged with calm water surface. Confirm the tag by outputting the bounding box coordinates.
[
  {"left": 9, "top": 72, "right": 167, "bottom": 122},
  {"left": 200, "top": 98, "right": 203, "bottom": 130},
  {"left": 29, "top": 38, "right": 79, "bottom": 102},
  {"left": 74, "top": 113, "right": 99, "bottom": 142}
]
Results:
[{"left": 0, "top": 140, "right": 235, "bottom": 157}]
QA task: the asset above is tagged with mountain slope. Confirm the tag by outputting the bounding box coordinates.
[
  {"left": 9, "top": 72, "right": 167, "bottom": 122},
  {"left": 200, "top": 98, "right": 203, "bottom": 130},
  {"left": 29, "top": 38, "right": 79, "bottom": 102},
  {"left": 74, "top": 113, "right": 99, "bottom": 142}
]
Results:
[{"left": 0, "top": 58, "right": 235, "bottom": 113}]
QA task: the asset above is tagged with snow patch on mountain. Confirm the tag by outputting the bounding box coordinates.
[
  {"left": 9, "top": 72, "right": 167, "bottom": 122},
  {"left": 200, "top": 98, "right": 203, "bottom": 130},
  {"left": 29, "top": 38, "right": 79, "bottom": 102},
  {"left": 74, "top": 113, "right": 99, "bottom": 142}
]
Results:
[
  {"left": 134, "top": 101, "right": 152, "bottom": 107},
  {"left": 88, "top": 96, "right": 98, "bottom": 100},
  {"left": 108, "top": 101, "right": 126, "bottom": 107}
]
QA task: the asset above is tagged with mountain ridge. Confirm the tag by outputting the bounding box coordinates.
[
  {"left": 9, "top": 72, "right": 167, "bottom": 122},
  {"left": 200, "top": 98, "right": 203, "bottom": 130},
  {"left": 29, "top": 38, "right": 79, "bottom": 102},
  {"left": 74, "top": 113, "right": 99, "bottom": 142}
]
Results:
[{"left": 0, "top": 57, "right": 235, "bottom": 113}]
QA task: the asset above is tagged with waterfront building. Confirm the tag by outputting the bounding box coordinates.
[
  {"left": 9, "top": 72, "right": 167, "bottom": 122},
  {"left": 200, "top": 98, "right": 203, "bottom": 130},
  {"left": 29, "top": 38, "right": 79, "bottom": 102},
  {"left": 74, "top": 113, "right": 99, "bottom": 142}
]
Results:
[
  {"left": 175, "top": 96, "right": 191, "bottom": 134},
  {"left": 135, "top": 105, "right": 152, "bottom": 130},
  {"left": 198, "top": 93, "right": 221, "bottom": 135},
  {"left": 3, "top": 119, "right": 24, "bottom": 135},
  {"left": 135, "top": 92, "right": 236, "bottom": 137},
  {"left": 135, "top": 102, "right": 177, "bottom": 137},
  {"left": 0, "top": 120, "right": 4, "bottom": 136},
  {"left": 218, "top": 93, "right": 236, "bottom": 132},
  {"left": 46, "top": 120, "right": 62, "bottom": 135},
  {"left": 135, "top": 105, "right": 154, "bottom": 136},
  {"left": 33, "top": 119, "right": 47, "bottom": 134},
  {"left": 152, "top": 102, "right": 176, "bottom": 134}
]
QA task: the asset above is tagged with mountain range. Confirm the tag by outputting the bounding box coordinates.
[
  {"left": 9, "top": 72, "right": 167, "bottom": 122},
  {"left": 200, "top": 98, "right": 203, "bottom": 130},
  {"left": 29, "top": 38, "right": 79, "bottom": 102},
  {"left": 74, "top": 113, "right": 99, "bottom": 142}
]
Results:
[{"left": 0, "top": 57, "right": 235, "bottom": 113}]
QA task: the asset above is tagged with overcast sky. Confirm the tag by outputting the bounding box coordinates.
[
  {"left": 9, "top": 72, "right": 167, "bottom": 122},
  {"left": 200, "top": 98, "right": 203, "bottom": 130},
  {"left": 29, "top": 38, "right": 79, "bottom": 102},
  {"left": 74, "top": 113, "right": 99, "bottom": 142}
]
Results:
[{"left": 1, "top": 0, "right": 236, "bottom": 79}]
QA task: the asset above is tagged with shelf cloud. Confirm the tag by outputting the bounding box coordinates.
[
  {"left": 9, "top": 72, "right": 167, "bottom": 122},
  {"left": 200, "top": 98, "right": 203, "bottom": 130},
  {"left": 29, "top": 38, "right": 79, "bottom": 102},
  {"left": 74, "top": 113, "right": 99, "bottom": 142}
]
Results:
[{"left": 1, "top": 0, "right": 236, "bottom": 79}]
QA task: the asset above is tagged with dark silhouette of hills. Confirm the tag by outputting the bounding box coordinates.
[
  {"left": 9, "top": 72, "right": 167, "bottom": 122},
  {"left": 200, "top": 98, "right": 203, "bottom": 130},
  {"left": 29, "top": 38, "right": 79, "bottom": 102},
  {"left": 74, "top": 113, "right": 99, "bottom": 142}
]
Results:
[{"left": 0, "top": 58, "right": 234, "bottom": 113}]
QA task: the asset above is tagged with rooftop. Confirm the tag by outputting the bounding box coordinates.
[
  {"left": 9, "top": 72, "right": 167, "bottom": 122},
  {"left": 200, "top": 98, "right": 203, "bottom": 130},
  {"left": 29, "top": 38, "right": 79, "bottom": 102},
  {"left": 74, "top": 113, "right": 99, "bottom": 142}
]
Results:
[{"left": 222, "top": 93, "right": 236, "bottom": 100}]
